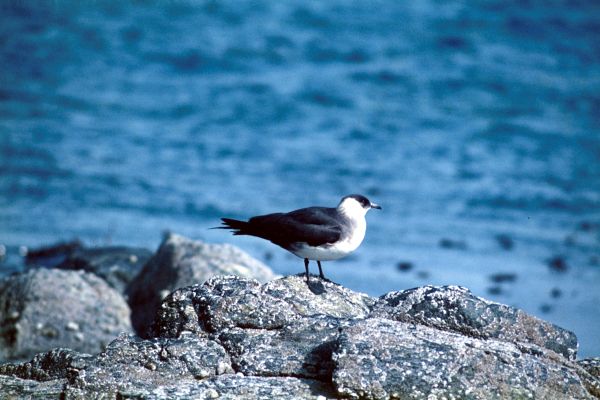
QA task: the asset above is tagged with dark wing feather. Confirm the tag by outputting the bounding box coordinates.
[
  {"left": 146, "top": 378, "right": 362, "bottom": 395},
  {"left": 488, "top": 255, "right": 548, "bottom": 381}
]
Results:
[{"left": 247, "top": 207, "right": 342, "bottom": 248}]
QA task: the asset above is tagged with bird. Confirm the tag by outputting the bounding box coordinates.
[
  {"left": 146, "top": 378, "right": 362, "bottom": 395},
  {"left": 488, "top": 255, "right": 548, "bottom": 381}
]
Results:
[{"left": 216, "top": 194, "right": 381, "bottom": 282}]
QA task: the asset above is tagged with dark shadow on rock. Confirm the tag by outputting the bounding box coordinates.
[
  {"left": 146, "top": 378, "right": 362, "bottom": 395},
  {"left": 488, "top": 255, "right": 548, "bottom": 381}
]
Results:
[
  {"left": 301, "top": 340, "right": 335, "bottom": 381},
  {"left": 306, "top": 277, "right": 326, "bottom": 295}
]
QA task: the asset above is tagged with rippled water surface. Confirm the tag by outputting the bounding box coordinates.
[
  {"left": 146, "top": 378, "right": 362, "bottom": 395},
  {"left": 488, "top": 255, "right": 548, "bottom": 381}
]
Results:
[{"left": 1, "top": 1, "right": 599, "bottom": 356}]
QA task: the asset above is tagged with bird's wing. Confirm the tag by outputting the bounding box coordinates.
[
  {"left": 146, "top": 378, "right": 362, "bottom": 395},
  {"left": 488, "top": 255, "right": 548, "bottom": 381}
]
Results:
[{"left": 248, "top": 207, "right": 342, "bottom": 247}]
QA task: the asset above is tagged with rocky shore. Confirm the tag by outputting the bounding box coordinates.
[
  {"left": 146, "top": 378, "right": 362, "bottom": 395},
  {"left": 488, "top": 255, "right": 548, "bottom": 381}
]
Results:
[{"left": 1, "top": 233, "right": 598, "bottom": 399}]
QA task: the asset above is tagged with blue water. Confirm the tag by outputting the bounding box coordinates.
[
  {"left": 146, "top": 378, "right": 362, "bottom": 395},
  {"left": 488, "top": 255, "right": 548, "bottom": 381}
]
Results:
[{"left": 1, "top": 1, "right": 599, "bottom": 357}]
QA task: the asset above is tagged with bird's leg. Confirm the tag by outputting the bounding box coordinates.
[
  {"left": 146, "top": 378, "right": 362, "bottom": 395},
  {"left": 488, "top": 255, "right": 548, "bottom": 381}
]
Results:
[
  {"left": 317, "top": 260, "right": 325, "bottom": 279},
  {"left": 304, "top": 258, "right": 310, "bottom": 282}
]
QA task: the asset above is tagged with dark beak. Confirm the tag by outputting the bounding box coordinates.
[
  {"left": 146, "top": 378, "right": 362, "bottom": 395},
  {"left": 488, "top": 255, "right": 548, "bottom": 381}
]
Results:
[{"left": 370, "top": 202, "right": 382, "bottom": 210}]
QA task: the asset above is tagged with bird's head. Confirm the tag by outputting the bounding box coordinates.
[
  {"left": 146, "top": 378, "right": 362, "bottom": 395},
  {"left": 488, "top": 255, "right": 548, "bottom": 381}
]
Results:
[{"left": 338, "top": 194, "right": 381, "bottom": 217}]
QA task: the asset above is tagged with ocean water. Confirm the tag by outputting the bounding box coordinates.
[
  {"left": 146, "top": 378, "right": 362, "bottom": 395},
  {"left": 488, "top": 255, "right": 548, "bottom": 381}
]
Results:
[{"left": 1, "top": 1, "right": 599, "bottom": 356}]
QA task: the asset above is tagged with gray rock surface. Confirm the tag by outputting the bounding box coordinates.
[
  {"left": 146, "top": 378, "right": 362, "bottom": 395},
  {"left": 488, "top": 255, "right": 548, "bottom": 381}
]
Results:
[
  {"left": 0, "top": 347, "right": 91, "bottom": 381},
  {"left": 220, "top": 316, "right": 347, "bottom": 380},
  {"left": 67, "top": 333, "right": 234, "bottom": 395},
  {"left": 1, "top": 273, "right": 598, "bottom": 399},
  {"left": 0, "top": 331, "right": 335, "bottom": 399},
  {"left": 57, "top": 246, "right": 152, "bottom": 295},
  {"left": 333, "top": 318, "right": 593, "bottom": 399},
  {"left": 67, "top": 375, "right": 336, "bottom": 399},
  {"left": 0, "top": 374, "right": 65, "bottom": 399},
  {"left": 371, "top": 285, "right": 578, "bottom": 360},
  {"left": 127, "top": 233, "right": 277, "bottom": 336},
  {"left": 153, "top": 274, "right": 373, "bottom": 337},
  {"left": 0, "top": 269, "right": 132, "bottom": 362},
  {"left": 580, "top": 358, "right": 600, "bottom": 379}
]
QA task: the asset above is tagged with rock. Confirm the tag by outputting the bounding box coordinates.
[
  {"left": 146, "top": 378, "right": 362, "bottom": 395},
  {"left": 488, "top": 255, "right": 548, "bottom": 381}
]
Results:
[
  {"left": 1, "top": 274, "right": 597, "bottom": 399},
  {"left": 220, "top": 316, "right": 347, "bottom": 380},
  {"left": 24, "top": 240, "right": 83, "bottom": 268},
  {"left": 66, "top": 375, "right": 336, "bottom": 399},
  {"left": 0, "top": 333, "right": 336, "bottom": 399},
  {"left": 127, "top": 233, "right": 277, "bottom": 336},
  {"left": 0, "top": 269, "right": 132, "bottom": 362},
  {"left": 488, "top": 272, "right": 517, "bottom": 283},
  {"left": 0, "top": 375, "right": 65, "bottom": 399},
  {"left": 67, "top": 333, "right": 234, "bottom": 394},
  {"left": 57, "top": 246, "right": 152, "bottom": 295},
  {"left": 438, "top": 238, "right": 467, "bottom": 250},
  {"left": 548, "top": 255, "right": 569, "bottom": 272},
  {"left": 152, "top": 274, "right": 374, "bottom": 338},
  {"left": 0, "top": 348, "right": 91, "bottom": 381},
  {"left": 371, "top": 285, "right": 578, "bottom": 360},
  {"left": 495, "top": 233, "right": 514, "bottom": 250},
  {"left": 551, "top": 287, "right": 563, "bottom": 298},
  {"left": 395, "top": 261, "right": 413, "bottom": 272},
  {"left": 486, "top": 285, "right": 503, "bottom": 295},
  {"left": 332, "top": 318, "right": 594, "bottom": 399},
  {"left": 579, "top": 358, "right": 600, "bottom": 379}
]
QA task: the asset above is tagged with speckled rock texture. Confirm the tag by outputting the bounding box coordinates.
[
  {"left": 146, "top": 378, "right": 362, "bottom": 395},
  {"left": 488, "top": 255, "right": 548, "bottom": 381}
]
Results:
[
  {"left": 67, "top": 333, "right": 234, "bottom": 395},
  {"left": 0, "top": 269, "right": 132, "bottom": 363},
  {"left": 127, "top": 233, "right": 277, "bottom": 336},
  {"left": 152, "top": 274, "right": 373, "bottom": 338},
  {"left": 1, "top": 274, "right": 598, "bottom": 399},
  {"left": 56, "top": 246, "right": 153, "bottom": 295},
  {"left": 0, "top": 332, "right": 336, "bottom": 400},
  {"left": 333, "top": 318, "right": 594, "bottom": 399},
  {"left": 371, "top": 285, "right": 578, "bottom": 360}
]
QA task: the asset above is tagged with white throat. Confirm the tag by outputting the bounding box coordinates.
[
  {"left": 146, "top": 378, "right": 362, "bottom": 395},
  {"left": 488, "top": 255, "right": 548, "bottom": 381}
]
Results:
[
  {"left": 336, "top": 197, "right": 368, "bottom": 253},
  {"left": 337, "top": 198, "right": 368, "bottom": 221}
]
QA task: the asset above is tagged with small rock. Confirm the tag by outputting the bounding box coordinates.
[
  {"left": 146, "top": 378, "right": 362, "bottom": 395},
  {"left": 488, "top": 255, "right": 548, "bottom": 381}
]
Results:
[
  {"left": 416, "top": 270, "right": 430, "bottom": 279},
  {"left": 550, "top": 288, "right": 562, "bottom": 299},
  {"left": 145, "top": 362, "right": 157, "bottom": 371},
  {"left": 577, "top": 221, "right": 597, "bottom": 232},
  {"left": 489, "top": 272, "right": 517, "bottom": 283},
  {"left": 495, "top": 234, "right": 514, "bottom": 250},
  {"left": 264, "top": 251, "right": 273, "bottom": 262},
  {"left": 66, "top": 322, "right": 80, "bottom": 331},
  {"left": 564, "top": 235, "right": 576, "bottom": 246},
  {"left": 396, "top": 261, "right": 413, "bottom": 272},
  {"left": 547, "top": 256, "right": 568, "bottom": 272},
  {"left": 40, "top": 326, "right": 59, "bottom": 338},
  {"left": 487, "top": 286, "right": 503, "bottom": 295},
  {"left": 540, "top": 304, "right": 553, "bottom": 313},
  {"left": 439, "top": 238, "right": 467, "bottom": 250},
  {"left": 24, "top": 240, "right": 81, "bottom": 268}
]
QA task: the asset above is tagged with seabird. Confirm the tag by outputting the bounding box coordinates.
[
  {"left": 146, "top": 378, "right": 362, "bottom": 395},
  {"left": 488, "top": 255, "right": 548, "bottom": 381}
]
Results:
[{"left": 216, "top": 194, "right": 381, "bottom": 282}]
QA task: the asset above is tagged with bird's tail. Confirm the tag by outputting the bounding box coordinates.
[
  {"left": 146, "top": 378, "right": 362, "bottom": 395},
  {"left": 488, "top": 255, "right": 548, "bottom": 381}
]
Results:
[{"left": 214, "top": 218, "right": 251, "bottom": 235}]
